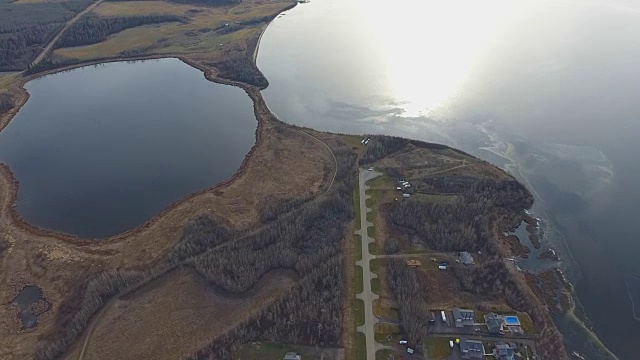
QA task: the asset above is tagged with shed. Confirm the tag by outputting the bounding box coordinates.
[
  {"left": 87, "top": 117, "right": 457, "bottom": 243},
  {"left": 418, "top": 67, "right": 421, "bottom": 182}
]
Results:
[
  {"left": 460, "top": 251, "right": 474, "bottom": 265},
  {"left": 284, "top": 352, "right": 301, "bottom": 360},
  {"left": 406, "top": 259, "right": 422, "bottom": 267}
]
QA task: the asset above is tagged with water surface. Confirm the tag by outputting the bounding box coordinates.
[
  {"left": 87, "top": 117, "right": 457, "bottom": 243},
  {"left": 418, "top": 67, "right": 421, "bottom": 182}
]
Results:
[
  {"left": 12, "top": 286, "right": 44, "bottom": 328},
  {"left": 258, "top": 0, "right": 640, "bottom": 358},
  {"left": 0, "top": 59, "right": 256, "bottom": 238}
]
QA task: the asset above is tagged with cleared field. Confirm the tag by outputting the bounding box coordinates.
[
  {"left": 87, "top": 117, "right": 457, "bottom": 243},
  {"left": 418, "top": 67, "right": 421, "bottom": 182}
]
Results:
[
  {"left": 64, "top": 268, "right": 296, "bottom": 360},
  {"left": 424, "top": 337, "right": 450, "bottom": 360},
  {"left": 238, "top": 342, "right": 344, "bottom": 360}
]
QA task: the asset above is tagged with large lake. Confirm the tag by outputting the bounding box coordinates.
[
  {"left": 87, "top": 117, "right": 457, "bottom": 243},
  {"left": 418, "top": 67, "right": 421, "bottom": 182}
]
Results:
[
  {"left": 0, "top": 59, "right": 256, "bottom": 239},
  {"left": 258, "top": 0, "right": 640, "bottom": 358}
]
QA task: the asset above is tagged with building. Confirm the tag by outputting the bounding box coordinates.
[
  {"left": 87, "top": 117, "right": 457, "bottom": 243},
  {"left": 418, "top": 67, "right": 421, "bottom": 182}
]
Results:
[
  {"left": 452, "top": 308, "right": 476, "bottom": 327},
  {"left": 283, "top": 352, "right": 301, "bottom": 360},
  {"left": 484, "top": 313, "right": 505, "bottom": 334},
  {"left": 459, "top": 337, "right": 485, "bottom": 359},
  {"left": 494, "top": 342, "right": 517, "bottom": 360},
  {"left": 459, "top": 251, "right": 474, "bottom": 265}
]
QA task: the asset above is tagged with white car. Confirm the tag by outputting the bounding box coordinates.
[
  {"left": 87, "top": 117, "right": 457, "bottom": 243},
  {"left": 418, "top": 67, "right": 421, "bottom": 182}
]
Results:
[{"left": 368, "top": 167, "right": 374, "bottom": 171}]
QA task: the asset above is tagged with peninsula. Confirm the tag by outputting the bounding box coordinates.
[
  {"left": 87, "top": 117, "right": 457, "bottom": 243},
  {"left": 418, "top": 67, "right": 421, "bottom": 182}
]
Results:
[{"left": 0, "top": 0, "right": 569, "bottom": 359}]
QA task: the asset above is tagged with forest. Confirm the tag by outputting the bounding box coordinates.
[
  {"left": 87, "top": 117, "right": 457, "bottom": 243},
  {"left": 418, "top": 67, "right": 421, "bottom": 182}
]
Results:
[
  {"left": 0, "top": 0, "right": 91, "bottom": 71},
  {"left": 211, "top": 57, "right": 270, "bottom": 88},
  {"left": 387, "top": 259, "right": 429, "bottom": 344},
  {"left": 34, "top": 127, "right": 357, "bottom": 360},
  {"left": 55, "top": 14, "right": 187, "bottom": 49},
  {"left": 0, "top": 93, "right": 12, "bottom": 113}
]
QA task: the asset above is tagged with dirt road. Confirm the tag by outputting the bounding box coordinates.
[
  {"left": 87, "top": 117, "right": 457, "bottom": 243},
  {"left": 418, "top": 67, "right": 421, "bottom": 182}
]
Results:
[{"left": 29, "top": 0, "right": 103, "bottom": 69}]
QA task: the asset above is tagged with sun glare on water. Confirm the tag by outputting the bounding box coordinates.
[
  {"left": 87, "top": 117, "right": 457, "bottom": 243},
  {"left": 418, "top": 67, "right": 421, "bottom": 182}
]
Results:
[{"left": 359, "top": 0, "right": 531, "bottom": 118}]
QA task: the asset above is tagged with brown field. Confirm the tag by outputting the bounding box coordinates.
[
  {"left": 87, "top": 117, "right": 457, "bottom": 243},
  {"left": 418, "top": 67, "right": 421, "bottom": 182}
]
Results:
[
  {"left": 63, "top": 269, "right": 297, "bottom": 360},
  {"left": 54, "top": 0, "right": 296, "bottom": 62}
]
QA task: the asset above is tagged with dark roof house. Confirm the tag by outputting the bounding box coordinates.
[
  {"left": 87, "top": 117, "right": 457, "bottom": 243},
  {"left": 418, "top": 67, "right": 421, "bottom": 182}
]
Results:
[
  {"left": 484, "top": 313, "right": 505, "bottom": 334},
  {"left": 459, "top": 337, "right": 485, "bottom": 359},
  {"left": 495, "top": 342, "right": 517, "bottom": 360},
  {"left": 452, "top": 308, "right": 476, "bottom": 327}
]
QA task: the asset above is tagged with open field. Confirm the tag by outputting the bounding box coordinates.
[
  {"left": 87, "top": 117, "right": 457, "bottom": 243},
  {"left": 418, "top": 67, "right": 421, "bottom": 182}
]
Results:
[
  {"left": 53, "top": 0, "right": 295, "bottom": 63},
  {"left": 64, "top": 268, "right": 297, "bottom": 360}
]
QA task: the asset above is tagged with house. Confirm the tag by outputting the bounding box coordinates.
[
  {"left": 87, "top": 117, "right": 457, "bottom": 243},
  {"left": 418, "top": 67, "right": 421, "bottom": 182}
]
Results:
[
  {"left": 459, "top": 251, "right": 474, "bottom": 265},
  {"left": 484, "top": 313, "right": 505, "bottom": 334},
  {"left": 494, "top": 342, "right": 517, "bottom": 360},
  {"left": 452, "top": 308, "right": 476, "bottom": 327},
  {"left": 459, "top": 337, "right": 485, "bottom": 359},
  {"left": 283, "top": 352, "right": 301, "bottom": 360}
]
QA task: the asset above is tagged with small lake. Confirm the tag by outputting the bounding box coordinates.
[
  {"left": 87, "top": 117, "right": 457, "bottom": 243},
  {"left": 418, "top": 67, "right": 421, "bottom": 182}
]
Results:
[
  {"left": 0, "top": 59, "right": 257, "bottom": 238},
  {"left": 12, "top": 285, "right": 45, "bottom": 329}
]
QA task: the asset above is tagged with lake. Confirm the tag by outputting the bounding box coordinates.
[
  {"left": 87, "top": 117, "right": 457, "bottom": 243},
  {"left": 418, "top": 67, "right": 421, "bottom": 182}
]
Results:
[
  {"left": 0, "top": 59, "right": 257, "bottom": 239},
  {"left": 258, "top": 0, "right": 640, "bottom": 358}
]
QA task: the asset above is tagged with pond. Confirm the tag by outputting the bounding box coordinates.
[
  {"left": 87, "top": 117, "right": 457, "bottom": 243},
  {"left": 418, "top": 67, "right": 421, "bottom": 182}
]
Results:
[
  {"left": 0, "top": 59, "right": 257, "bottom": 238},
  {"left": 12, "top": 285, "right": 45, "bottom": 329}
]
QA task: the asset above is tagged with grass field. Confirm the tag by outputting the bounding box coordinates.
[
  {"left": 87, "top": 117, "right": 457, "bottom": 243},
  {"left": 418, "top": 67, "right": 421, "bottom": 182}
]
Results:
[
  {"left": 237, "top": 342, "right": 343, "bottom": 360},
  {"left": 424, "top": 337, "right": 451, "bottom": 360},
  {"left": 355, "top": 332, "right": 366, "bottom": 360},
  {"left": 54, "top": 0, "right": 295, "bottom": 62},
  {"left": 64, "top": 269, "right": 296, "bottom": 360}
]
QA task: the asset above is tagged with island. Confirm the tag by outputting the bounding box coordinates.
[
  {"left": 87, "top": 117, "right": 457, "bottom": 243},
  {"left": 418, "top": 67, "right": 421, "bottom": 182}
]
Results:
[{"left": 0, "top": 0, "right": 570, "bottom": 359}]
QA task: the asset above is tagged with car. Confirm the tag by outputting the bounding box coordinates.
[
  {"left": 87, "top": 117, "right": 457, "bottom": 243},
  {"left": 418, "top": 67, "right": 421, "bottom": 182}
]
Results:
[{"left": 368, "top": 167, "right": 374, "bottom": 171}]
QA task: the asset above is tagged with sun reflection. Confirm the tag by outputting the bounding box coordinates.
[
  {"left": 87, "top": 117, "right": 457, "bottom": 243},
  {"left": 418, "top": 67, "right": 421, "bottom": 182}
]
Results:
[{"left": 359, "top": 0, "right": 529, "bottom": 117}]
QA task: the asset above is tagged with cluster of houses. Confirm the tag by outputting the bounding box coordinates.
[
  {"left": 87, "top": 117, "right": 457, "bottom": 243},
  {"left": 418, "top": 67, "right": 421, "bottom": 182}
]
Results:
[
  {"left": 449, "top": 308, "right": 523, "bottom": 334},
  {"left": 458, "top": 338, "right": 518, "bottom": 360},
  {"left": 446, "top": 309, "right": 524, "bottom": 359}
]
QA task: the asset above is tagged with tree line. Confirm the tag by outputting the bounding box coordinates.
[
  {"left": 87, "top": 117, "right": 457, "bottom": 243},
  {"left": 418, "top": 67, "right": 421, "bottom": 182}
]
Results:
[
  {"left": 0, "top": 0, "right": 91, "bottom": 71},
  {"left": 0, "top": 93, "right": 12, "bottom": 113},
  {"left": 56, "top": 14, "right": 187, "bottom": 49},
  {"left": 387, "top": 259, "right": 429, "bottom": 345},
  {"left": 212, "top": 57, "right": 270, "bottom": 88}
]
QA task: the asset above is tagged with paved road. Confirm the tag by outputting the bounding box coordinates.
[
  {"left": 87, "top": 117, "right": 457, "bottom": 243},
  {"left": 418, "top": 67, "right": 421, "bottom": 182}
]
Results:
[
  {"left": 30, "top": 0, "right": 104, "bottom": 69},
  {"left": 355, "top": 168, "right": 382, "bottom": 360}
]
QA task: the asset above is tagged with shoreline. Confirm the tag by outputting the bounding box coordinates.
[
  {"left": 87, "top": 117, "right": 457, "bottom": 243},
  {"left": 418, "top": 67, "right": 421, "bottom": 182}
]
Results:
[
  {"left": 0, "top": 55, "right": 269, "bottom": 246},
  {"left": 0, "top": 0, "right": 300, "bottom": 244}
]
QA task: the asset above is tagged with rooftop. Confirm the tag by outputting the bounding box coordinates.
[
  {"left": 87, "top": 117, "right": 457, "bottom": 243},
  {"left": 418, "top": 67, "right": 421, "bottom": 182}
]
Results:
[
  {"left": 284, "top": 352, "right": 301, "bottom": 360},
  {"left": 495, "top": 343, "right": 516, "bottom": 360},
  {"left": 460, "top": 251, "right": 474, "bottom": 265},
  {"left": 459, "top": 338, "right": 485, "bottom": 359}
]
